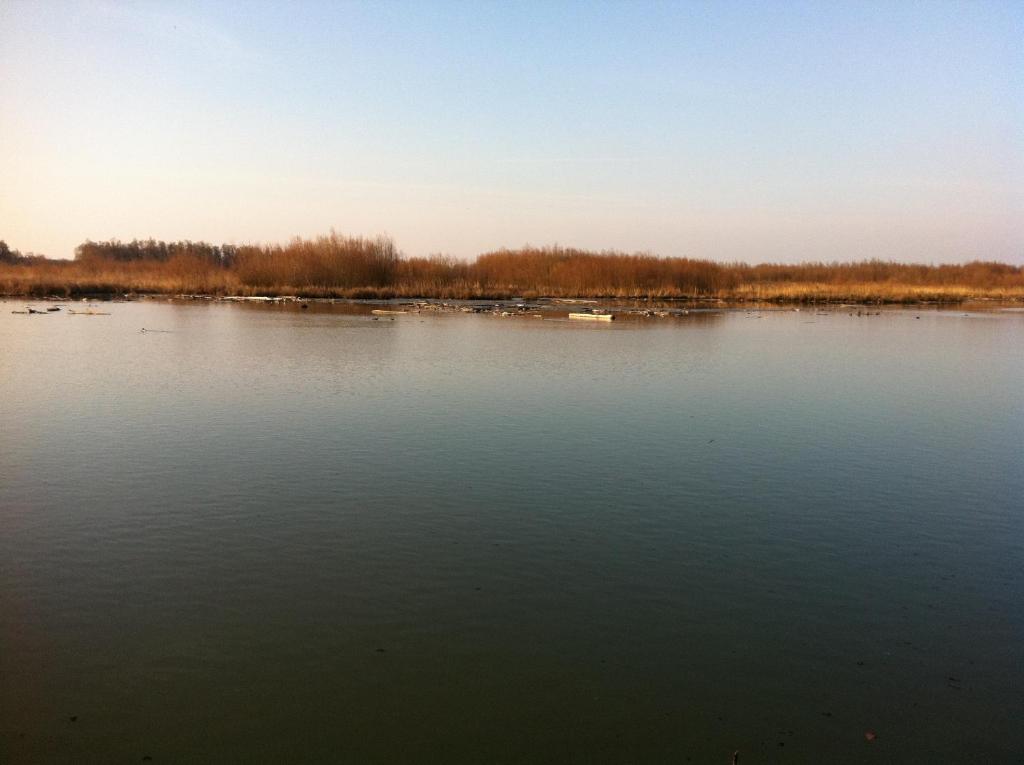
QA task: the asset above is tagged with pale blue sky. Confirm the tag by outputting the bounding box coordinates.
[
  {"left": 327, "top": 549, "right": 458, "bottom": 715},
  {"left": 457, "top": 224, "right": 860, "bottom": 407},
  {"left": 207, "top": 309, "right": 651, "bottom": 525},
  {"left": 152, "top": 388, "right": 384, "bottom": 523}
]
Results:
[{"left": 1, "top": 0, "right": 1021, "bottom": 262}]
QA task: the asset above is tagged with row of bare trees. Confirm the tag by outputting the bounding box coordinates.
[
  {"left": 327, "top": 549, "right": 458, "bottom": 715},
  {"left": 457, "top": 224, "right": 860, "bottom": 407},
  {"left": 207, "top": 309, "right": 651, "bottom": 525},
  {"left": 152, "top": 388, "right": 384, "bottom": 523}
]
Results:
[
  {"left": 75, "top": 239, "right": 240, "bottom": 267},
  {"left": 0, "top": 240, "right": 47, "bottom": 264},
  {"left": 2, "top": 233, "right": 1020, "bottom": 298}
]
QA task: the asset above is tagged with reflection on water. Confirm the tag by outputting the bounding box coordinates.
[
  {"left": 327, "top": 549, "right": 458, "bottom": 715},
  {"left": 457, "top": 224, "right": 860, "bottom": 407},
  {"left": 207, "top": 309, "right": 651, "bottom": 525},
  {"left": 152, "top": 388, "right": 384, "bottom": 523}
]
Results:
[{"left": 1, "top": 300, "right": 1022, "bottom": 763}]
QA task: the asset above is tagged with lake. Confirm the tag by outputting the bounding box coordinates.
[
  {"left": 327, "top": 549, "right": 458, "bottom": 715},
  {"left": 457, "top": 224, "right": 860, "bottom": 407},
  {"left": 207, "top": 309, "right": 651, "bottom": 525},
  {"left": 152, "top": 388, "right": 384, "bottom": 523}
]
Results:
[{"left": 1, "top": 298, "right": 1022, "bottom": 763}]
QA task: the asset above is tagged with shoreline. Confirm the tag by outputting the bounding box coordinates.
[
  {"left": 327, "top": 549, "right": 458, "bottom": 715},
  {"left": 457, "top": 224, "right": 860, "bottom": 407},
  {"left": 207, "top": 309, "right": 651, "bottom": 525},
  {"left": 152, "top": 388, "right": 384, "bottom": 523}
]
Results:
[
  {"left": 4, "top": 235, "right": 1023, "bottom": 306},
  {"left": 5, "top": 293, "right": 1021, "bottom": 319},
  {"left": 3, "top": 285, "right": 1024, "bottom": 306}
]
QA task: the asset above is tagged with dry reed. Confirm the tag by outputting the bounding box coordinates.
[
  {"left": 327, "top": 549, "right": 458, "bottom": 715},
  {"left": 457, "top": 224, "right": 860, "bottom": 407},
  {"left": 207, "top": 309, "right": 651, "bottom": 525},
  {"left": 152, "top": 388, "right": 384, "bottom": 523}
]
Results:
[{"left": 1, "top": 236, "right": 1021, "bottom": 303}]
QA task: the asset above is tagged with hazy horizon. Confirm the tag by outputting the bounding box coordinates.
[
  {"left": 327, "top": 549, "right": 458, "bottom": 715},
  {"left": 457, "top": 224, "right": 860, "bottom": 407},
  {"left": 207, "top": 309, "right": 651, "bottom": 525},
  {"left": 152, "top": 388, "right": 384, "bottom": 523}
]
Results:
[{"left": 2, "top": 0, "right": 1022, "bottom": 264}]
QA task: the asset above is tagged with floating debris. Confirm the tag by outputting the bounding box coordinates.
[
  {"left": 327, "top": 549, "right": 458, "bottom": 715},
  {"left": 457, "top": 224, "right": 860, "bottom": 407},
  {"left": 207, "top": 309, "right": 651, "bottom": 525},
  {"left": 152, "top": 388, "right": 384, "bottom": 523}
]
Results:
[{"left": 569, "top": 312, "right": 614, "bottom": 321}]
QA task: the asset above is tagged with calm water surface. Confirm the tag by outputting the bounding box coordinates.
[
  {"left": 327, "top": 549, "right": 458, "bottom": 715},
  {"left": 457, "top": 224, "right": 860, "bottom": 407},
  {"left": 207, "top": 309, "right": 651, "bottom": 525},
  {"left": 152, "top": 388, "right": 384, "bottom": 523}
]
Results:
[{"left": 1, "top": 300, "right": 1022, "bottom": 763}]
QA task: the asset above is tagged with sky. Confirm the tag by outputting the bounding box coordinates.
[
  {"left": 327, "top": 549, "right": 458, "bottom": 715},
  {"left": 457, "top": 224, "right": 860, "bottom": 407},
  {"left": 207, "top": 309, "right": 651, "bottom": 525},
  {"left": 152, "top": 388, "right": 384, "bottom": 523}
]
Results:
[{"left": 1, "top": 0, "right": 1021, "bottom": 263}]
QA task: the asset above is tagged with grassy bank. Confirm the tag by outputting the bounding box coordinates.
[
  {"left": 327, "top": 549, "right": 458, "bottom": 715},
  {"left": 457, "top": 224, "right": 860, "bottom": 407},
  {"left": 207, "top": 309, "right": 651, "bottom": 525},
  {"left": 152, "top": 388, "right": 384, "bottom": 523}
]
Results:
[{"left": 2, "top": 234, "right": 1022, "bottom": 303}]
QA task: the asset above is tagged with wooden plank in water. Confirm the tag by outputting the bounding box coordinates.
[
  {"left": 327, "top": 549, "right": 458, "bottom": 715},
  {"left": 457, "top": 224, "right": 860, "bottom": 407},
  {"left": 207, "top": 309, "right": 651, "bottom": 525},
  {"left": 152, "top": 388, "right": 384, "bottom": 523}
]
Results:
[{"left": 568, "top": 312, "right": 614, "bottom": 321}]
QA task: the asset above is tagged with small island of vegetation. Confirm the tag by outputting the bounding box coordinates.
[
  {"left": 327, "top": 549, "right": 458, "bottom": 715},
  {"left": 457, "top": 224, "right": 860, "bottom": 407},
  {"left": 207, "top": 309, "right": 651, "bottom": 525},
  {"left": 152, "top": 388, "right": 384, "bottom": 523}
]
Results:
[{"left": 1, "top": 233, "right": 1022, "bottom": 303}]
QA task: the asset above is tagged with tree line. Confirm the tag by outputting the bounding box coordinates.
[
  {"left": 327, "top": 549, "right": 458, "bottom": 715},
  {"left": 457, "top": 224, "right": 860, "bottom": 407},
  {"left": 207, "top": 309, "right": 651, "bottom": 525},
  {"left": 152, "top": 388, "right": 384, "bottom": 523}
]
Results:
[
  {"left": 0, "top": 240, "right": 47, "bottom": 264},
  {"left": 70, "top": 237, "right": 1024, "bottom": 292},
  {"left": 75, "top": 238, "right": 240, "bottom": 268},
  {"left": 2, "top": 233, "right": 1022, "bottom": 300}
]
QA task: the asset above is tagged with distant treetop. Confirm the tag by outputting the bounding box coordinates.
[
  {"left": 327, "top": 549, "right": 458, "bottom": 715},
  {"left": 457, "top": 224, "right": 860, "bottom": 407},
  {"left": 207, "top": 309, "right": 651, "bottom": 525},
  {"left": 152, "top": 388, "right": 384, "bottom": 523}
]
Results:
[{"left": 75, "top": 238, "right": 238, "bottom": 268}]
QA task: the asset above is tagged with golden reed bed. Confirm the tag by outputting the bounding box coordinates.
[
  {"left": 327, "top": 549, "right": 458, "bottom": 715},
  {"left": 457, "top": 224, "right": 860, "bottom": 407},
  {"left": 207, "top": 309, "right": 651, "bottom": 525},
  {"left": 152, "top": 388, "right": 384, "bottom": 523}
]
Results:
[{"left": 2, "top": 234, "right": 1022, "bottom": 304}]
